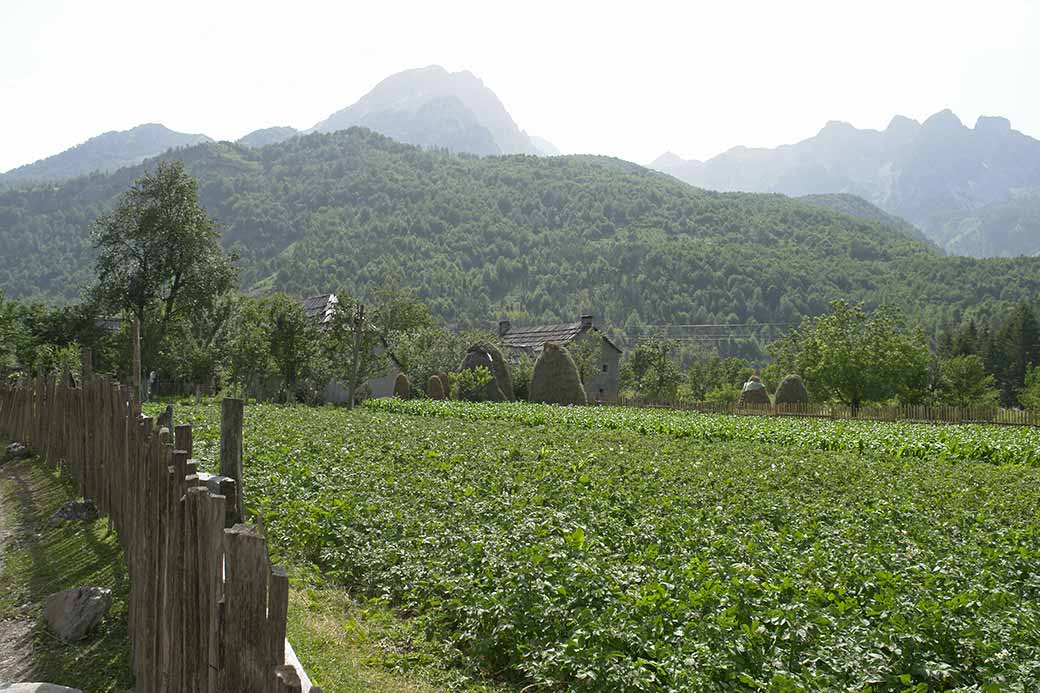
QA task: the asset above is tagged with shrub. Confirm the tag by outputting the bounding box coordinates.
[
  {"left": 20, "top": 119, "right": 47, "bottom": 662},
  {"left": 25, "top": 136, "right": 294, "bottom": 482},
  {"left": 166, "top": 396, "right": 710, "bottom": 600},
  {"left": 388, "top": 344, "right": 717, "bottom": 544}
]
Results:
[
  {"left": 529, "top": 342, "right": 586, "bottom": 405},
  {"left": 453, "top": 366, "right": 495, "bottom": 401}
]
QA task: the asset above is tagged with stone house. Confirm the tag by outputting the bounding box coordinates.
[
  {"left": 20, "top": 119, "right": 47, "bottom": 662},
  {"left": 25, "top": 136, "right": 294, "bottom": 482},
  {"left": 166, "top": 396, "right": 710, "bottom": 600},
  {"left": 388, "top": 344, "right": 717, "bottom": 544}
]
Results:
[{"left": 499, "top": 314, "right": 622, "bottom": 402}]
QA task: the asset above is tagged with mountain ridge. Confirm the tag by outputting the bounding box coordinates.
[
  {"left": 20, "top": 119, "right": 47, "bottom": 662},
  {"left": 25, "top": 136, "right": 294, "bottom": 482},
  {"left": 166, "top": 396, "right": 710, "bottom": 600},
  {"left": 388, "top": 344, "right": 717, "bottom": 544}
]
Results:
[
  {"left": 2, "top": 128, "right": 1037, "bottom": 350},
  {"left": 0, "top": 123, "right": 212, "bottom": 184},
  {"left": 651, "top": 110, "right": 1040, "bottom": 257}
]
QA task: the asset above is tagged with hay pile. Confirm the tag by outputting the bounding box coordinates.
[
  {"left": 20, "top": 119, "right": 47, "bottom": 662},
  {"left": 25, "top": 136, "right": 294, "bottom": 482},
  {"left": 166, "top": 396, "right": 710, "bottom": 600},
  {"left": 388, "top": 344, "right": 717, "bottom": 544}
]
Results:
[
  {"left": 458, "top": 345, "right": 508, "bottom": 402},
  {"left": 774, "top": 374, "right": 809, "bottom": 404},
  {"left": 738, "top": 375, "right": 770, "bottom": 406},
  {"left": 427, "top": 374, "right": 446, "bottom": 400},
  {"left": 393, "top": 372, "right": 411, "bottom": 399},
  {"left": 529, "top": 342, "right": 587, "bottom": 406},
  {"left": 480, "top": 342, "right": 515, "bottom": 401}
]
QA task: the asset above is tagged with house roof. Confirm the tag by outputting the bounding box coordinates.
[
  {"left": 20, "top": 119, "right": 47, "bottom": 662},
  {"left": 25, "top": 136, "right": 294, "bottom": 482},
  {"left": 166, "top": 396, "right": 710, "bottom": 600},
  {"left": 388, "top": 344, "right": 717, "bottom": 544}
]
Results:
[
  {"left": 501, "top": 320, "right": 622, "bottom": 353},
  {"left": 301, "top": 294, "right": 338, "bottom": 325}
]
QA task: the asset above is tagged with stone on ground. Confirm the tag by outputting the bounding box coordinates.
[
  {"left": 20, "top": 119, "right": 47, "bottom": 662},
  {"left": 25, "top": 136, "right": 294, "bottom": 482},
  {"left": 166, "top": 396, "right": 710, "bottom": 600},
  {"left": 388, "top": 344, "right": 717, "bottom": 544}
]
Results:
[
  {"left": 47, "top": 500, "right": 98, "bottom": 527},
  {"left": 3, "top": 443, "right": 29, "bottom": 462},
  {"left": 0, "top": 684, "right": 84, "bottom": 692},
  {"left": 42, "top": 587, "right": 111, "bottom": 643}
]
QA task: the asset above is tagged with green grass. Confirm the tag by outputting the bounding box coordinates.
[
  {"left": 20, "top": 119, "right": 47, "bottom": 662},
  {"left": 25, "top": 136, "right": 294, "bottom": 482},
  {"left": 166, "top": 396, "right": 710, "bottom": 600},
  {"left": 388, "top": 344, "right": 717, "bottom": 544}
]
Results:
[
  {"left": 0, "top": 449, "right": 132, "bottom": 691},
  {"left": 155, "top": 400, "right": 1040, "bottom": 691}
]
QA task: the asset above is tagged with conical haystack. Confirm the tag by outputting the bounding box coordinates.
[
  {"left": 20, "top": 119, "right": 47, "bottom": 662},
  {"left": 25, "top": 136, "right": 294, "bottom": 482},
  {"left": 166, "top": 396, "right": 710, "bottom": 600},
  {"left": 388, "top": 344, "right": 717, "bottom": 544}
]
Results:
[
  {"left": 479, "top": 342, "right": 514, "bottom": 401},
  {"left": 458, "top": 346, "right": 507, "bottom": 401},
  {"left": 529, "top": 342, "right": 587, "bottom": 406},
  {"left": 427, "top": 374, "right": 446, "bottom": 400},
  {"left": 738, "top": 374, "right": 770, "bottom": 406},
  {"left": 774, "top": 374, "right": 809, "bottom": 405},
  {"left": 393, "top": 372, "right": 411, "bottom": 399}
]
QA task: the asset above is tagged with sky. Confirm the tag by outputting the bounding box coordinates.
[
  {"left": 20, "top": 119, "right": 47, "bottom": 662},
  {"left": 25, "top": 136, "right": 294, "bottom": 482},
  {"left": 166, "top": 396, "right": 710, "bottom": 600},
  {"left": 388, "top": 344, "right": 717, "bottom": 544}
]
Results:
[{"left": 1, "top": 0, "right": 1037, "bottom": 173}]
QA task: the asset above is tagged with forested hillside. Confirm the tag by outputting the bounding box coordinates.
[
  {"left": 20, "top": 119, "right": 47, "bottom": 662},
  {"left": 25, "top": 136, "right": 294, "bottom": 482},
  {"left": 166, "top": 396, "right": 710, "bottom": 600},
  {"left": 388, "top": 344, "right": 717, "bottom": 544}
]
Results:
[{"left": 2, "top": 128, "right": 1039, "bottom": 334}]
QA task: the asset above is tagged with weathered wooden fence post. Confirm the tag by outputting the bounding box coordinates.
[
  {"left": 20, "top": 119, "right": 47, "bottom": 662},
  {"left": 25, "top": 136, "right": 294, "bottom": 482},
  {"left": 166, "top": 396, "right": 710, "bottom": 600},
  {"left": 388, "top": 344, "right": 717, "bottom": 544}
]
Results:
[
  {"left": 132, "top": 318, "right": 143, "bottom": 408},
  {"left": 221, "top": 397, "right": 245, "bottom": 525}
]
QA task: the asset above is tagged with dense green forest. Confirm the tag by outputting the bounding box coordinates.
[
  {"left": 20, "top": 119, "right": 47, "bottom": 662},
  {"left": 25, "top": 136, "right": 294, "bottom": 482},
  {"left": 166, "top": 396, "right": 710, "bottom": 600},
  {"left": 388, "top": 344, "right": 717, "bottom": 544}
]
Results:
[{"left": 2, "top": 128, "right": 1039, "bottom": 342}]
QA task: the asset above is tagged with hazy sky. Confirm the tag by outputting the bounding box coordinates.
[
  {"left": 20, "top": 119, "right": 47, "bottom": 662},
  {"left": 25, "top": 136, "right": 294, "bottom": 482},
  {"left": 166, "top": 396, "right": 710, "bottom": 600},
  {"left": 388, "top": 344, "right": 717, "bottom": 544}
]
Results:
[{"left": 2, "top": 0, "right": 1037, "bottom": 173}]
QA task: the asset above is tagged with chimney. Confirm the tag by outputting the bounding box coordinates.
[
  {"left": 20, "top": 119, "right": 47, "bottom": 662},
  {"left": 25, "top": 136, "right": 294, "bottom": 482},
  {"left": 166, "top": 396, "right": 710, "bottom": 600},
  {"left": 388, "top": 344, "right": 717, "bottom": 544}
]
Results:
[
  {"left": 498, "top": 317, "right": 511, "bottom": 338},
  {"left": 580, "top": 314, "right": 594, "bottom": 329}
]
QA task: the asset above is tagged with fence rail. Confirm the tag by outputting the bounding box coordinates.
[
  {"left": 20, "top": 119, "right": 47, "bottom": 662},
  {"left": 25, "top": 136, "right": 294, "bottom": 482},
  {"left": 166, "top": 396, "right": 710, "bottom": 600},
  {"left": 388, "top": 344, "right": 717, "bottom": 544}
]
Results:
[
  {"left": 0, "top": 371, "right": 317, "bottom": 692},
  {"left": 614, "top": 398, "right": 1040, "bottom": 427}
]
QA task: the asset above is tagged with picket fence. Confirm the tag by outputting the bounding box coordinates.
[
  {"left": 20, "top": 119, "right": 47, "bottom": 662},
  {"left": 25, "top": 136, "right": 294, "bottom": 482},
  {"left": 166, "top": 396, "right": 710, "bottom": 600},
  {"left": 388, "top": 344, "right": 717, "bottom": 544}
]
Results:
[
  {"left": 0, "top": 369, "right": 318, "bottom": 692},
  {"left": 615, "top": 398, "right": 1040, "bottom": 427}
]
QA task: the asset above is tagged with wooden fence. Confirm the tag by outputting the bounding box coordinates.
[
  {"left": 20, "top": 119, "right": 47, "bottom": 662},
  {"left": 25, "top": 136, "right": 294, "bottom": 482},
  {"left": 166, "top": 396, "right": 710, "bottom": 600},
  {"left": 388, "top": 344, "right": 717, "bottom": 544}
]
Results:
[
  {"left": 615, "top": 397, "right": 1040, "bottom": 426},
  {"left": 0, "top": 372, "right": 318, "bottom": 692}
]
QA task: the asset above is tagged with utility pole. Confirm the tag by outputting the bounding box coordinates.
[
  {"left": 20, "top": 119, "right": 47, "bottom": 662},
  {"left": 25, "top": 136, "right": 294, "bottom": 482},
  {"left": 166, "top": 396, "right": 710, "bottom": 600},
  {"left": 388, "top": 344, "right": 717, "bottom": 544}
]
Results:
[{"left": 346, "top": 303, "right": 365, "bottom": 410}]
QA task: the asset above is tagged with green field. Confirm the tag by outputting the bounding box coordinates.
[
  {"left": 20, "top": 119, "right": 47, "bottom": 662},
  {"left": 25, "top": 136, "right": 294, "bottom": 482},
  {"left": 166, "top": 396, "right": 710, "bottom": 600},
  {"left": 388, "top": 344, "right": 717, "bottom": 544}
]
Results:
[{"left": 162, "top": 400, "right": 1040, "bottom": 691}]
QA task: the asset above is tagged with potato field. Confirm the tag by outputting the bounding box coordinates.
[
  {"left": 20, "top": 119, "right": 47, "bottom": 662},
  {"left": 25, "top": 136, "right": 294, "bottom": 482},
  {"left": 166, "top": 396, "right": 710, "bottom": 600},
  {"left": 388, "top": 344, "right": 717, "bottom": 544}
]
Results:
[{"left": 161, "top": 400, "right": 1040, "bottom": 691}]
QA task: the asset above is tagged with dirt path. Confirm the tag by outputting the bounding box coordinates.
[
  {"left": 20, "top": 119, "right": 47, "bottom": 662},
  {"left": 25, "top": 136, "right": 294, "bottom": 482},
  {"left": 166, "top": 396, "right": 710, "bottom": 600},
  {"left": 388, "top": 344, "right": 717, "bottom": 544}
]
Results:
[{"left": 0, "top": 455, "right": 35, "bottom": 683}]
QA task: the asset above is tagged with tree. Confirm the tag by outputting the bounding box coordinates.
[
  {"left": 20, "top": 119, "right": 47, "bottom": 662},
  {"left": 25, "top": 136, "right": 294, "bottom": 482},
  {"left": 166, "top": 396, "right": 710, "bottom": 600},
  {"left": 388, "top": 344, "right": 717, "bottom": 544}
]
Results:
[
  {"left": 0, "top": 291, "right": 31, "bottom": 374},
  {"left": 225, "top": 296, "right": 275, "bottom": 395},
  {"left": 992, "top": 303, "right": 1040, "bottom": 405},
  {"left": 265, "top": 294, "right": 319, "bottom": 400},
  {"left": 937, "top": 355, "right": 1000, "bottom": 408},
  {"left": 770, "top": 300, "right": 930, "bottom": 409},
  {"left": 1020, "top": 366, "right": 1040, "bottom": 411},
  {"left": 90, "top": 160, "right": 236, "bottom": 374},
  {"left": 320, "top": 296, "right": 386, "bottom": 406},
  {"left": 620, "top": 338, "right": 684, "bottom": 402}
]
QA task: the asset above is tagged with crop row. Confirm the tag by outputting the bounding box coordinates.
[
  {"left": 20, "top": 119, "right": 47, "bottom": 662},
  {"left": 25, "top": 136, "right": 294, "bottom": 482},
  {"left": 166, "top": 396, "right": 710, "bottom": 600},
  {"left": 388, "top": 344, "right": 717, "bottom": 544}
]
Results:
[
  {"left": 162, "top": 402, "right": 1040, "bottom": 690},
  {"left": 365, "top": 398, "right": 1040, "bottom": 466}
]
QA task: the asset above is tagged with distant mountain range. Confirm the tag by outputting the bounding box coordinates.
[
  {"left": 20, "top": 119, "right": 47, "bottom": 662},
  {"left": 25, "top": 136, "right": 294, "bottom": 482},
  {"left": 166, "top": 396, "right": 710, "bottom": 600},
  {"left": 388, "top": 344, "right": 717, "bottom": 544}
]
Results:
[
  {"left": 650, "top": 111, "right": 1040, "bottom": 258},
  {"left": 0, "top": 66, "right": 559, "bottom": 187},
  {"left": 0, "top": 123, "right": 211, "bottom": 185},
  {"left": 308, "top": 65, "right": 549, "bottom": 156}
]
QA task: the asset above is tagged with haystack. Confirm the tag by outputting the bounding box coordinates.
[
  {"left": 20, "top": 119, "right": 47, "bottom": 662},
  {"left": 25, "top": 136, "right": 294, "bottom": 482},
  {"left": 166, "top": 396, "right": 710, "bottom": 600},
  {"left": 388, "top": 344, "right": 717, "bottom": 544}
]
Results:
[
  {"left": 427, "top": 374, "right": 446, "bottom": 400},
  {"left": 458, "top": 346, "right": 507, "bottom": 402},
  {"left": 774, "top": 374, "right": 809, "bottom": 405},
  {"left": 738, "top": 374, "right": 770, "bottom": 406},
  {"left": 479, "top": 342, "right": 514, "bottom": 401},
  {"left": 529, "top": 342, "right": 587, "bottom": 406},
  {"left": 393, "top": 373, "right": 411, "bottom": 400}
]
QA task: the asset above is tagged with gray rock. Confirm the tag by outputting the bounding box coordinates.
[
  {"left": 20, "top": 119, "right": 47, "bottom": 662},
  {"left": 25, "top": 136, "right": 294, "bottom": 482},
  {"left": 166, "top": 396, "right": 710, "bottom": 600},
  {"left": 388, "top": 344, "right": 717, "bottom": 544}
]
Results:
[
  {"left": 47, "top": 500, "right": 98, "bottom": 527},
  {"left": 0, "top": 684, "right": 83, "bottom": 692},
  {"left": 3, "top": 442, "right": 28, "bottom": 461},
  {"left": 43, "top": 587, "right": 111, "bottom": 642}
]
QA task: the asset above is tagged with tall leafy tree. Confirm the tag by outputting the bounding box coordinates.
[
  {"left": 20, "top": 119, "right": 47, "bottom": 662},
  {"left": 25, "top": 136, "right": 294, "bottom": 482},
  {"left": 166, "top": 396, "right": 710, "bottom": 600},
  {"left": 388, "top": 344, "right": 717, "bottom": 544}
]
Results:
[
  {"left": 770, "top": 300, "right": 930, "bottom": 408},
  {"left": 992, "top": 302, "right": 1040, "bottom": 405},
  {"left": 265, "top": 293, "right": 318, "bottom": 399},
  {"left": 937, "top": 355, "right": 1000, "bottom": 408},
  {"left": 620, "top": 337, "right": 683, "bottom": 401},
  {"left": 90, "top": 160, "right": 236, "bottom": 373}
]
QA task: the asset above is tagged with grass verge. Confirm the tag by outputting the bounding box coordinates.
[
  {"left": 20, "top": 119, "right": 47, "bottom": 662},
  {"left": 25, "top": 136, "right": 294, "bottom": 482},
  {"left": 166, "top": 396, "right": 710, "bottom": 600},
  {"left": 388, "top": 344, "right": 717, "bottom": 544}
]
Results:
[{"left": 0, "top": 448, "right": 132, "bottom": 691}]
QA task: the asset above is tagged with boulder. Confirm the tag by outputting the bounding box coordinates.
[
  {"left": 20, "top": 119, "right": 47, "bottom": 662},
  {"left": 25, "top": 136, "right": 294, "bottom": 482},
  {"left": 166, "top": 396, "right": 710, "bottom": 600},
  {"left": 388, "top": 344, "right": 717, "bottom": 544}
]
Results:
[
  {"left": 0, "top": 685, "right": 83, "bottom": 692},
  {"left": 4, "top": 442, "right": 29, "bottom": 461},
  {"left": 47, "top": 500, "right": 98, "bottom": 527},
  {"left": 43, "top": 587, "right": 112, "bottom": 642}
]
